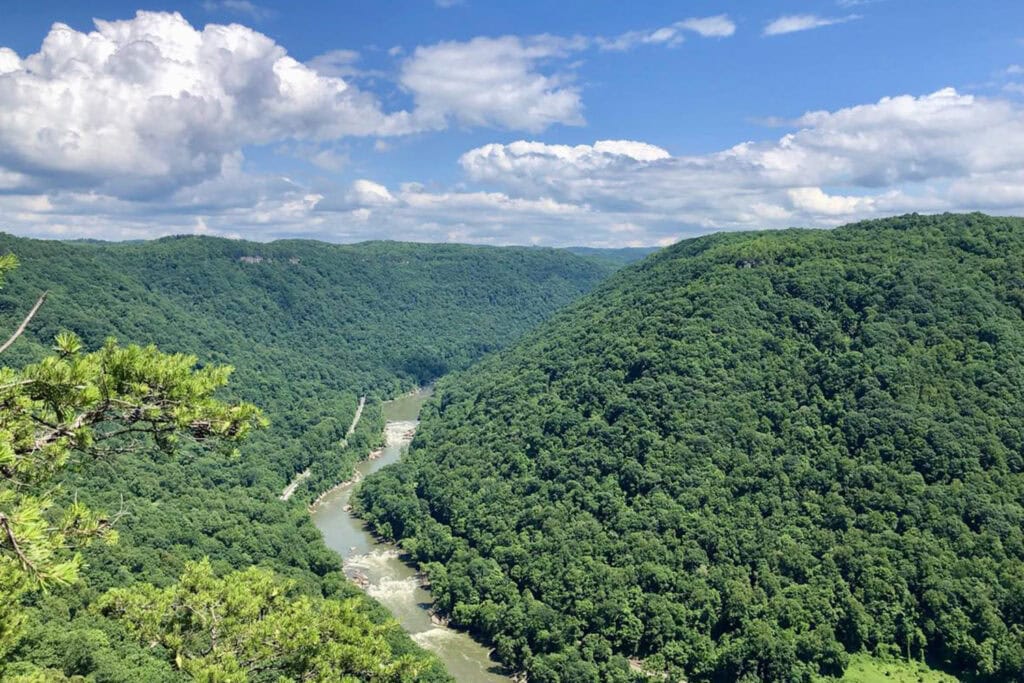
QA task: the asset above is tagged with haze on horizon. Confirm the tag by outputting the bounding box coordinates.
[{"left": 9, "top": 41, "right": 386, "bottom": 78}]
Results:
[{"left": 0, "top": 0, "right": 1022, "bottom": 247}]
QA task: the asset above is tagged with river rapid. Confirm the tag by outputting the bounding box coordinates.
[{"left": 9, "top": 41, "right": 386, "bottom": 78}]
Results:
[{"left": 310, "top": 388, "right": 512, "bottom": 683}]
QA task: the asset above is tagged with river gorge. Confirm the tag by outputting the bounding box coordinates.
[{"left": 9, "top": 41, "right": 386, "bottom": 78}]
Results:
[{"left": 311, "top": 388, "right": 512, "bottom": 683}]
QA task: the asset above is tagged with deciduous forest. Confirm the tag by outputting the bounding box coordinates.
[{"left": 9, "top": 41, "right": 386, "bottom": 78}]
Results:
[
  {"left": 0, "top": 234, "right": 613, "bottom": 680},
  {"left": 359, "top": 213, "right": 1024, "bottom": 682}
]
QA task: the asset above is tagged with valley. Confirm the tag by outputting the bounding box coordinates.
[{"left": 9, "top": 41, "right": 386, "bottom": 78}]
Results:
[
  {"left": 312, "top": 388, "right": 512, "bottom": 682},
  {"left": 0, "top": 234, "right": 615, "bottom": 680},
  {"left": 2, "top": 5, "right": 1017, "bottom": 681},
  {"left": 358, "top": 213, "right": 1024, "bottom": 682},
  {"left": 3, "top": 214, "right": 1022, "bottom": 681}
]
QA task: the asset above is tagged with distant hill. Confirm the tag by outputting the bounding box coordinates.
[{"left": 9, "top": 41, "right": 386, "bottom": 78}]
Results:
[
  {"left": 0, "top": 232, "right": 614, "bottom": 679},
  {"left": 564, "top": 245, "right": 660, "bottom": 266},
  {"left": 359, "top": 213, "right": 1024, "bottom": 682}
]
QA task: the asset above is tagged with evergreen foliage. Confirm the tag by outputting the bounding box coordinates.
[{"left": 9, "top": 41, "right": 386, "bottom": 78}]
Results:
[
  {"left": 0, "top": 233, "right": 611, "bottom": 680},
  {"left": 99, "top": 559, "right": 429, "bottom": 682},
  {"left": 0, "top": 254, "right": 264, "bottom": 676}
]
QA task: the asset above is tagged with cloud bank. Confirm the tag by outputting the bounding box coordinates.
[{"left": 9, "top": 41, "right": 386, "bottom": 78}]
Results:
[
  {"left": 324, "top": 89, "right": 1024, "bottom": 245},
  {"left": 447, "top": 89, "right": 1024, "bottom": 235},
  {"left": 0, "top": 12, "right": 1021, "bottom": 247}
]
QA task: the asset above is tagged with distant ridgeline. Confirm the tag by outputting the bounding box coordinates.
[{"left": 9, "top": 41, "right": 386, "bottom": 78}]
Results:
[
  {"left": 0, "top": 233, "right": 616, "bottom": 679},
  {"left": 358, "top": 214, "right": 1024, "bottom": 682},
  {"left": 563, "top": 246, "right": 661, "bottom": 267}
]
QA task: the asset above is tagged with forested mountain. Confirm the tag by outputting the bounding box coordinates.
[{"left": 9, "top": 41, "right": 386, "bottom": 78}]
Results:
[
  {"left": 563, "top": 247, "right": 661, "bottom": 267},
  {"left": 0, "top": 233, "right": 614, "bottom": 680},
  {"left": 358, "top": 213, "right": 1024, "bottom": 682}
]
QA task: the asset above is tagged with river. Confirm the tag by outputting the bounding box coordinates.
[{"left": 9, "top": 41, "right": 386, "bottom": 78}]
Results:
[{"left": 310, "top": 388, "right": 512, "bottom": 683}]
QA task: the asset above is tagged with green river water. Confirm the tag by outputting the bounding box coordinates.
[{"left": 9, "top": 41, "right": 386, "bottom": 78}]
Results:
[{"left": 311, "top": 388, "right": 513, "bottom": 683}]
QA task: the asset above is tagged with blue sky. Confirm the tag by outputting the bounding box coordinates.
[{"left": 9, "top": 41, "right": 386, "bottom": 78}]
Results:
[{"left": 1, "top": 1, "right": 1023, "bottom": 245}]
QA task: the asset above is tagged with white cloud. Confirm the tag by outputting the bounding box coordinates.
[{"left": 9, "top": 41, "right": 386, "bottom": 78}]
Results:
[
  {"left": 454, "top": 89, "right": 1024, "bottom": 239},
  {"left": 306, "top": 49, "right": 363, "bottom": 78},
  {"left": 8, "top": 87, "right": 1024, "bottom": 246},
  {"left": 1, "top": 12, "right": 1020, "bottom": 247},
  {"left": 787, "top": 187, "right": 874, "bottom": 215},
  {"left": 348, "top": 179, "right": 397, "bottom": 206},
  {"left": 764, "top": 14, "right": 859, "bottom": 36},
  {"left": 0, "top": 47, "right": 20, "bottom": 74},
  {"left": 0, "top": 11, "right": 413, "bottom": 199},
  {"left": 677, "top": 15, "right": 737, "bottom": 38},
  {"left": 599, "top": 28, "right": 684, "bottom": 51},
  {"left": 461, "top": 140, "right": 670, "bottom": 191},
  {"left": 0, "top": 10, "right": 745, "bottom": 209},
  {"left": 599, "top": 15, "right": 735, "bottom": 51},
  {"left": 399, "top": 35, "right": 585, "bottom": 131},
  {"left": 0, "top": 13, "right": 629, "bottom": 206}
]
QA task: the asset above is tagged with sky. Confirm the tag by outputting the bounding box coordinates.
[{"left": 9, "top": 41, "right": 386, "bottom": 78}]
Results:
[{"left": 1, "top": 1, "right": 1024, "bottom": 246}]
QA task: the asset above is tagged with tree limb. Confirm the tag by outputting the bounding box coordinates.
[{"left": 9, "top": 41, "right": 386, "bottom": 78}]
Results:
[
  {"left": 0, "top": 512, "right": 35, "bottom": 574},
  {"left": 0, "top": 291, "right": 47, "bottom": 355}
]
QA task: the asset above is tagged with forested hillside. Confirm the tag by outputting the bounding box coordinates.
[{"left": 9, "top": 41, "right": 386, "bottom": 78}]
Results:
[
  {"left": 0, "top": 233, "right": 614, "bottom": 680},
  {"left": 359, "top": 213, "right": 1024, "bottom": 682},
  {"left": 563, "top": 247, "right": 660, "bottom": 267}
]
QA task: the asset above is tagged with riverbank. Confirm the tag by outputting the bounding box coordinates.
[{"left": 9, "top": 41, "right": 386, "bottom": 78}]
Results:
[
  {"left": 307, "top": 418, "right": 416, "bottom": 510},
  {"left": 306, "top": 445, "right": 384, "bottom": 511},
  {"left": 309, "top": 387, "right": 513, "bottom": 683},
  {"left": 280, "top": 395, "right": 367, "bottom": 501}
]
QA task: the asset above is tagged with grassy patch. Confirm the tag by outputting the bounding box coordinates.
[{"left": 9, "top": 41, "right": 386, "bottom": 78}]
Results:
[{"left": 830, "top": 654, "right": 959, "bottom": 682}]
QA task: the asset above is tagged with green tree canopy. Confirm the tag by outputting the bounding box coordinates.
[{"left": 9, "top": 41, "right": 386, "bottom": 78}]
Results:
[
  {"left": 359, "top": 213, "right": 1024, "bottom": 682},
  {"left": 99, "top": 559, "right": 429, "bottom": 682},
  {"left": 0, "top": 253, "right": 263, "bottom": 672}
]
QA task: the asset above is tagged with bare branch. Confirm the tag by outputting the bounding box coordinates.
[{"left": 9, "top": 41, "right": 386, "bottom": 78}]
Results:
[
  {"left": 0, "top": 379, "right": 36, "bottom": 392},
  {"left": 31, "top": 404, "right": 108, "bottom": 452},
  {"left": 0, "top": 291, "right": 47, "bottom": 355},
  {"left": 0, "top": 512, "right": 35, "bottom": 574}
]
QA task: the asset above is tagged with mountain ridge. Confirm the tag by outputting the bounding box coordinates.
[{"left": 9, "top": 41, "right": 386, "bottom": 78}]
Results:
[{"left": 358, "top": 212, "right": 1024, "bottom": 682}]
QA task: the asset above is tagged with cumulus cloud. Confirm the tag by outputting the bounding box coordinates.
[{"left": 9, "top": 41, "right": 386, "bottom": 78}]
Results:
[
  {"left": 0, "top": 48, "right": 19, "bottom": 74},
  {"left": 599, "top": 14, "right": 736, "bottom": 51},
  {"left": 764, "top": 14, "right": 859, "bottom": 36},
  {"left": 399, "top": 35, "right": 585, "bottom": 131},
  {"left": 7, "top": 87, "right": 1024, "bottom": 247},
  {"left": 1, "top": 11, "right": 1020, "bottom": 247},
  {"left": 317, "top": 180, "right": 600, "bottom": 245},
  {"left": 455, "top": 89, "right": 1024, "bottom": 238},
  {"left": 0, "top": 10, "right": 747, "bottom": 210},
  {"left": 306, "top": 49, "right": 363, "bottom": 78},
  {"left": 461, "top": 140, "right": 671, "bottom": 193},
  {"left": 0, "top": 11, "right": 414, "bottom": 199},
  {"left": 0, "top": 10, "right": 626, "bottom": 205},
  {"left": 348, "top": 179, "right": 397, "bottom": 206},
  {"left": 0, "top": 158, "right": 330, "bottom": 242}
]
